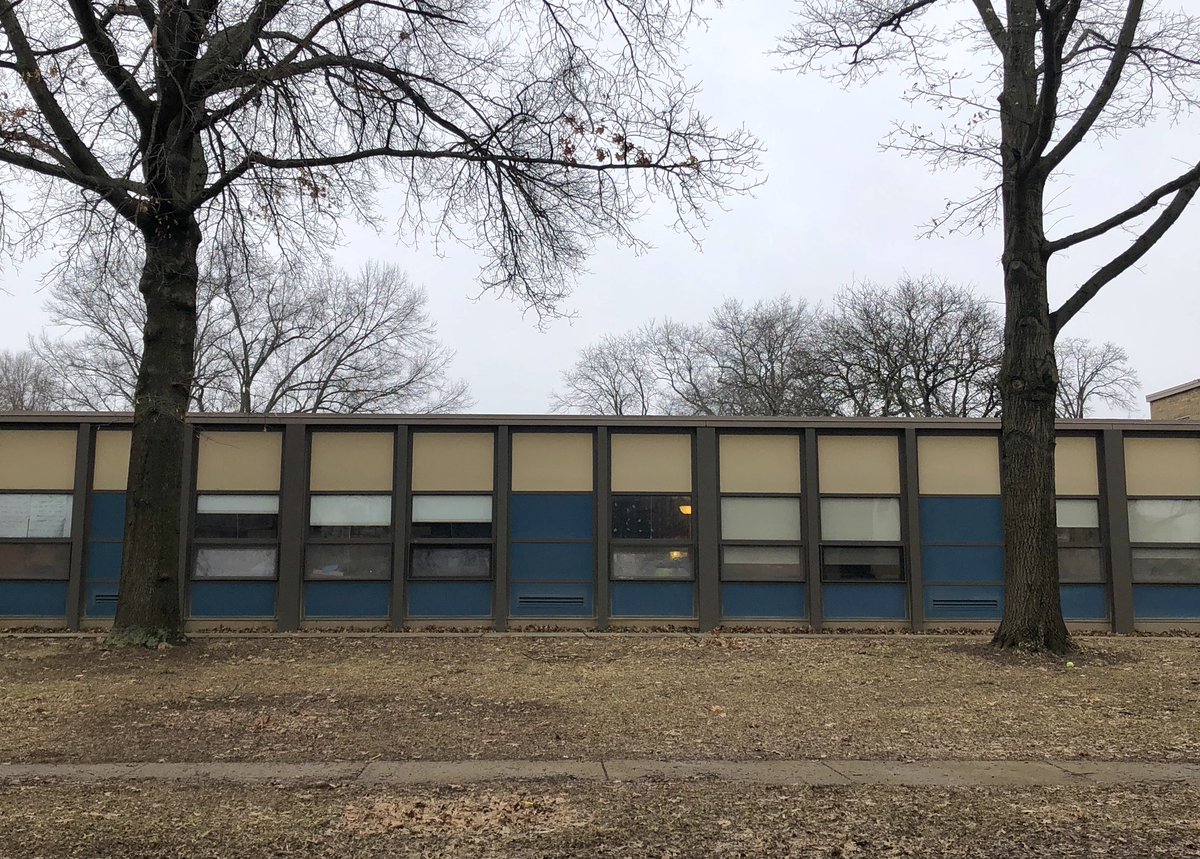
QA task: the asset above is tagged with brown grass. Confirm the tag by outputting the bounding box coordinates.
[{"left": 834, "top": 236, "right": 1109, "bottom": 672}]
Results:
[{"left": 0, "top": 634, "right": 1197, "bottom": 764}]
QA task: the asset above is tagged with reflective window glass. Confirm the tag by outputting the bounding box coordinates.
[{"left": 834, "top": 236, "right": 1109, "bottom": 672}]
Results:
[
  {"left": 309, "top": 495, "right": 392, "bottom": 538},
  {"left": 410, "top": 546, "right": 492, "bottom": 579},
  {"left": 195, "top": 495, "right": 279, "bottom": 539},
  {"left": 721, "top": 497, "right": 801, "bottom": 541},
  {"left": 1128, "top": 499, "right": 1200, "bottom": 544},
  {"left": 1058, "top": 547, "right": 1105, "bottom": 583},
  {"left": 0, "top": 494, "right": 72, "bottom": 538},
  {"left": 821, "top": 546, "right": 904, "bottom": 581},
  {"left": 820, "top": 498, "right": 901, "bottom": 542},
  {"left": 612, "top": 496, "right": 692, "bottom": 539},
  {"left": 720, "top": 545, "right": 804, "bottom": 581},
  {"left": 1056, "top": 499, "right": 1101, "bottom": 545},
  {"left": 611, "top": 547, "right": 693, "bottom": 580},
  {"left": 0, "top": 543, "right": 72, "bottom": 580},
  {"left": 193, "top": 547, "right": 278, "bottom": 579},
  {"left": 1131, "top": 547, "right": 1200, "bottom": 583},
  {"left": 410, "top": 495, "right": 493, "bottom": 538},
  {"left": 306, "top": 544, "right": 392, "bottom": 580}
]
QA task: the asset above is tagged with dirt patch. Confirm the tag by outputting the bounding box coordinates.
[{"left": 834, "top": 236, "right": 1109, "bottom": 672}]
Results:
[{"left": 1, "top": 635, "right": 1197, "bottom": 764}]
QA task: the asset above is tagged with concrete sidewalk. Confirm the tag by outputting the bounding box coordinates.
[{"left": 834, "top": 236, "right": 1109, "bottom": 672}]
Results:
[{"left": 2, "top": 759, "right": 1197, "bottom": 787}]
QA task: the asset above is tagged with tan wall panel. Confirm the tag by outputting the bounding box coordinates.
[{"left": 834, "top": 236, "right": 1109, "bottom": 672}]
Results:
[
  {"left": 196, "top": 431, "right": 282, "bottom": 492},
  {"left": 1055, "top": 436, "right": 1099, "bottom": 496},
  {"left": 818, "top": 435, "right": 900, "bottom": 495},
  {"left": 411, "top": 432, "right": 493, "bottom": 492},
  {"left": 93, "top": 431, "right": 132, "bottom": 491},
  {"left": 918, "top": 435, "right": 1001, "bottom": 495},
  {"left": 512, "top": 433, "right": 592, "bottom": 492},
  {"left": 310, "top": 431, "right": 394, "bottom": 492},
  {"left": 0, "top": 430, "right": 77, "bottom": 490},
  {"left": 611, "top": 434, "right": 692, "bottom": 493},
  {"left": 720, "top": 434, "right": 801, "bottom": 494},
  {"left": 1125, "top": 437, "right": 1200, "bottom": 497}
]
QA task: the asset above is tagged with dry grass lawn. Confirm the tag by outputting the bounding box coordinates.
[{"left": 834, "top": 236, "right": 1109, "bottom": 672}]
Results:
[
  {"left": 2, "top": 779, "right": 1197, "bottom": 858},
  {"left": 1, "top": 634, "right": 1197, "bottom": 764}
]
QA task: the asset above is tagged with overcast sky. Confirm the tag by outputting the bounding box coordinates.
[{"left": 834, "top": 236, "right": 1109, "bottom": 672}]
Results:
[{"left": 2, "top": 0, "right": 1197, "bottom": 417}]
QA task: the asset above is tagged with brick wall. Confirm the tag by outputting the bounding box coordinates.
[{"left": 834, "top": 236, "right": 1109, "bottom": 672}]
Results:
[{"left": 1151, "top": 387, "right": 1200, "bottom": 420}]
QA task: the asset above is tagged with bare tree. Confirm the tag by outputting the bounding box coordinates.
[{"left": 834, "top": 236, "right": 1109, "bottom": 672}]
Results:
[
  {"left": 780, "top": 0, "right": 1200, "bottom": 652},
  {"left": 0, "top": 349, "right": 58, "bottom": 410},
  {"left": 550, "top": 331, "right": 664, "bottom": 416},
  {"left": 1055, "top": 338, "right": 1139, "bottom": 419},
  {"left": 36, "top": 248, "right": 470, "bottom": 414},
  {"left": 0, "top": 0, "right": 757, "bottom": 640},
  {"left": 823, "top": 277, "right": 1003, "bottom": 418}
]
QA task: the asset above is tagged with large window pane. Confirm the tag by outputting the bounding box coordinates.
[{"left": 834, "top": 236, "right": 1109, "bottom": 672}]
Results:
[
  {"left": 611, "top": 547, "right": 693, "bottom": 580},
  {"left": 0, "top": 544, "right": 71, "bottom": 580},
  {"left": 1056, "top": 499, "right": 1100, "bottom": 545},
  {"left": 1128, "top": 499, "right": 1200, "bottom": 543},
  {"left": 721, "top": 545, "right": 804, "bottom": 581},
  {"left": 1132, "top": 547, "right": 1200, "bottom": 583},
  {"left": 0, "top": 494, "right": 73, "bottom": 538},
  {"left": 410, "top": 546, "right": 492, "bottom": 579},
  {"left": 193, "top": 547, "right": 277, "bottom": 579},
  {"left": 1058, "top": 547, "right": 1105, "bottom": 583},
  {"left": 197, "top": 495, "right": 280, "bottom": 514},
  {"left": 820, "top": 498, "right": 901, "bottom": 542},
  {"left": 195, "top": 495, "right": 279, "bottom": 539},
  {"left": 612, "top": 496, "right": 692, "bottom": 539},
  {"left": 306, "top": 544, "right": 392, "bottom": 580},
  {"left": 821, "top": 546, "right": 904, "bottom": 582},
  {"left": 412, "top": 495, "right": 492, "bottom": 522},
  {"left": 721, "top": 497, "right": 801, "bottom": 541},
  {"left": 309, "top": 495, "right": 392, "bottom": 538}
]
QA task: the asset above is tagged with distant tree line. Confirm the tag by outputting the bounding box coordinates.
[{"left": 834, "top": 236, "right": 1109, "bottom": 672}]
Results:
[
  {"left": 551, "top": 276, "right": 1139, "bottom": 419},
  {"left": 0, "top": 247, "right": 470, "bottom": 414}
]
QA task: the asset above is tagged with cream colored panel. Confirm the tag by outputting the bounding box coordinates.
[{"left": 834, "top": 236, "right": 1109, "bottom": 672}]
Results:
[
  {"left": 0, "top": 430, "right": 76, "bottom": 490},
  {"left": 719, "top": 434, "right": 802, "bottom": 494},
  {"left": 310, "top": 431, "right": 394, "bottom": 492},
  {"left": 197, "top": 431, "right": 282, "bottom": 491},
  {"left": 411, "top": 432, "right": 493, "bottom": 492},
  {"left": 918, "top": 435, "right": 1001, "bottom": 495},
  {"left": 1055, "top": 436, "right": 1099, "bottom": 496},
  {"left": 93, "top": 431, "right": 132, "bottom": 490},
  {"left": 1125, "top": 437, "right": 1200, "bottom": 497},
  {"left": 611, "top": 434, "right": 692, "bottom": 493},
  {"left": 818, "top": 435, "right": 900, "bottom": 495},
  {"left": 512, "top": 433, "right": 592, "bottom": 492}
]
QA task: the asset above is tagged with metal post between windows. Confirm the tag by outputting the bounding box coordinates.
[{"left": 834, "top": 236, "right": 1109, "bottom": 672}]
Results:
[
  {"left": 276, "top": 422, "right": 307, "bottom": 632},
  {"left": 391, "top": 425, "right": 410, "bottom": 631},
  {"left": 177, "top": 426, "right": 197, "bottom": 624},
  {"left": 902, "top": 428, "right": 924, "bottom": 629},
  {"left": 695, "top": 427, "right": 720, "bottom": 631},
  {"left": 493, "top": 426, "right": 511, "bottom": 632},
  {"left": 595, "top": 427, "right": 611, "bottom": 631},
  {"left": 65, "top": 423, "right": 93, "bottom": 631},
  {"left": 802, "top": 428, "right": 823, "bottom": 631},
  {"left": 1102, "top": 429, "right": 1134, "bottom": 633}
]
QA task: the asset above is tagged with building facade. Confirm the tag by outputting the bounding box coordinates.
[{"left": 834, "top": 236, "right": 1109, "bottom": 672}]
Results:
[
  {"left": 1, "top": 414, "right": 1198, "bottom": 631},
  {"left": 1148, "top": 379, "right": 1200, "bottom": 420}
]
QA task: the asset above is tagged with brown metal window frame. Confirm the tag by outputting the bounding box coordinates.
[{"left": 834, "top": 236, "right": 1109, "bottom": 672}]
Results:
[
  {"left": 718, "top": 492, "right": 804, "bottom": 583},
  {"left": 0, "top": 490, "right": 74, "bottom": 582},
  {"left": 609, "top": 492, "right": 696, "bottom": 582},
  {"left": 408, "top": 490, "right": 494, "bottom": 582},
  {"left": 305, "top": 490, "right": 395, "bottom": 583},
  {"left": 190, "top": 490, "right": 282, "bottom": 583},
  {"left": 1127, "top": 494, "right": 1200, "bottom": 584},
  {"left": 817, "top": 492, "right": 905, "bottom": 584}
]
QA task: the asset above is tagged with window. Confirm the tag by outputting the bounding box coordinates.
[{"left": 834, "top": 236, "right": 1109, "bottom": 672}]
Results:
[
  {"left": 721, "top": 497, "right": 801, "bottom": 541},
  {"left": 0, "top": 493, "right": 73, "bottom": 582},
  {"left": 192, "top": 493, "right": 280, "bottom": 581},
  {"left": 612, "top": 547, "right": 693, "bottom": 580},
  {"left": 721, "top": 545, "right": 803, "bottom": 581},
  {"left": 719, "top": 496, "right": 803, "bottom": 583},
  {"left": 1056, "top": 499, "right": 1105, "bottom": 583},
  {"left": 307, "top": 493, "right": 394, "bottom": 582},
  {"left": 408, "top": 495, "right": 492, "bottom": 580},
  {"left": 819, "top": 497, "right": 903, "bottom": 583},
  {"left": 612, "top": 495, "right": 692, "bottom": 539},
  {"left": 1132, "top": 547, "right": 1200, "bottom": 583},
  {"left": 821, "top": 546, "right": 903, "bottom": 581},
  {"left": 1128, "top": 499, "right": 1200, "bottom": 544}
]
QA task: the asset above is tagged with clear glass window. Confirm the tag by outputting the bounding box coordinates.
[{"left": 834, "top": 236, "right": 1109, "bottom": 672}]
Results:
[
  {"left": 611, "top": 547, "right": 693, "bottom": 580},
  {"left": 410, "top": 546, "right": 492, "bottom": 579},
  {"left": 1058, "top": 547, "right": 1105, "bottom": 583},
  {"left": 612, "top": 496, "right": 693, "bottom": 540},
  {"left": 1131, "top": 547, "right": 1200, "bottom": 583},
  {"left": 195, "top": 495, "right": 279, "bottom": 539},
  {"left": 720, "top": 545, "right": 804, "bottom": 581},
  {"left": 821, "top": 546, "right": 904, "bottom": 582},
  {"left": 306, "top": 544, "right": 392, "bottom": 580}
]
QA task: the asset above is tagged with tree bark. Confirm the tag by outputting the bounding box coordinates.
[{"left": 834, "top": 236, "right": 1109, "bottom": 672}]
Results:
[{"left": 112, "top": 218, "right": 201, "bottom": 643}]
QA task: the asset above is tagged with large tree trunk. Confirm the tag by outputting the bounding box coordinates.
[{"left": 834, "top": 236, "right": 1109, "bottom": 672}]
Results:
[{"left": 112, "top": 218, "right": 201, "bottom": 643}]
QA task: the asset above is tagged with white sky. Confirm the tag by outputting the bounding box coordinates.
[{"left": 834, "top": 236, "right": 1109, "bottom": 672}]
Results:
[{"left": 2, "top": 0, "right": 1197, "bottom": 416}]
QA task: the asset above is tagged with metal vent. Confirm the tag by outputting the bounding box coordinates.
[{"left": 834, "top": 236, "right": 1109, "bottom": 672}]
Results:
[
  {"left": 517, "top": 595, "right": 587, "bottom": 606},
  {"left": 932, "top": 598, "right": 999, "bottom": 609},
  {"left": 94, "top": 594, "right": 119, "bottom": 604}
]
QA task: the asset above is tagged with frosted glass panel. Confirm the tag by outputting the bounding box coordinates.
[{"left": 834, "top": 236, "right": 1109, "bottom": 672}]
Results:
[
  {"left": 1128, "top": 499, "right": 1200, "bottom": 543},
  {"left": 197, "top": 495, "right": 279, "bottom": 514},
  {"left": 1056, "top": 499, "right": 1099, "bottom": 529},
  {"left": 193, "top": 547, "right": 277, "bottom": 579},
  {"left": 611, "top": 547, "right": 693, "bottom": 580},
  {"left": 310, "top": 495, "right": 392, "bottom": 526},
  {"left": 0, "top": 494, "right": 72, "bottom": 538},
  {"left": 721, "top": 497, "right": 801, "bottom": 541},
  {"left": 820, "top": 498, "right": 900, "bottom": 542},
  {"left": 412, "top": 495, "right": 492, "bottom": 523},
  {"left": 721, "top": 545, "right": 803, "bottom": 581}
]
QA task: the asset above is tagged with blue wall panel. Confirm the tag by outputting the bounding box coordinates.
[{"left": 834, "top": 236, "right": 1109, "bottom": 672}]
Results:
[
  {"left": 924, "top": 585, "right": 1003, "bottom": 620},
  {"left": 511, "top": 494, "right": 594, "bottom": 541},
  {"left": 510, "top": 582, "right": 593, "bottom": 617},
  {"left": 304, "top": 582, "right": 390, "bottom": 618},
  {"left": 611, "top": 581, "right": 694, "bottom": 618},
  {"left": 85, "top": 542, "right": 123, "bottom": 581},
  {"left": 407, "top": 581, "right": 493, "bottom": 618},
  {"left": 510, "top": 542, "right": 594, "bottom": 581},
  {"left": 1133, "top": 585, "right": 1200, "bottom": 620},
  {"left": 89, "top": 492, "right": 126, "bottom": 540},
  {"left": 189, "top": 582, "right": 276, "bottom": 618},
  {"left": 921, "top": 545, "right": 1004, "bottom": 584},
  {"left": 822, "top": 583, "right": 907, "bottom": 620},
  {"left": 721, "top": 582, "right": 805, "bottom": 620},
  {"left": 0, "top": 581, "right": 68, "bottom": 617},
  {"left": 84, "top": 582, "right": 120, "bottom": 618},
  {"left": 1061, "top": 584, "right": 1109, "bottom": 621},
  {"left": 919, "top": 497, "right": 1002, "bottom": 544}
]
